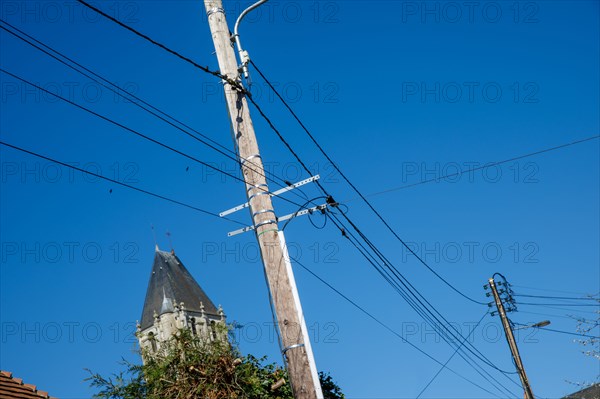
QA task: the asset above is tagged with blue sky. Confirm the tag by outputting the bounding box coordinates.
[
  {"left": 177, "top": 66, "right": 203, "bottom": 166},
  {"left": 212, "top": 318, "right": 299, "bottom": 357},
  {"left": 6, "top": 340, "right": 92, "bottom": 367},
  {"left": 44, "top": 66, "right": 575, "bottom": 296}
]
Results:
[{"left": 0, "top": 0, "right": 598, "bottom": 398}]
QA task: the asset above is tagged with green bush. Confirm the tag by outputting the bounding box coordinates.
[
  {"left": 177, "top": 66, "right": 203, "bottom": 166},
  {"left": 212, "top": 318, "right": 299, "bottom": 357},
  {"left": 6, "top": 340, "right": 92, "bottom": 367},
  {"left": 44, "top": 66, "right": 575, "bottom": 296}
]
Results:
[{"left": 87, "top": 326, "right": 343, "bottom": 399}]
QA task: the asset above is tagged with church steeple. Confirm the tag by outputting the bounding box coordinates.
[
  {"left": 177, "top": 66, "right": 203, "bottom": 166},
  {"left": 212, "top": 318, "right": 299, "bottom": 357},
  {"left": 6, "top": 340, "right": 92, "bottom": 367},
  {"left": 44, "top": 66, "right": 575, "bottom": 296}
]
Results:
[{"left": 137, "top": 247, "right": 226, "bottom": 356}]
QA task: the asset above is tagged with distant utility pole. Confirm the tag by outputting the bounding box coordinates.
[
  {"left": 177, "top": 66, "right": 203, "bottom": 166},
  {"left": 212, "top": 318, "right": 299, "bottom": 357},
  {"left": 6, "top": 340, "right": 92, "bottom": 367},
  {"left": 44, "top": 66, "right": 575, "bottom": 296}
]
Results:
[
  {"left": 488, "top": 276, "right": 535, "bottom": 399},
  {"left": 203, "top": 1, "right": 321, "bottom": 398}
]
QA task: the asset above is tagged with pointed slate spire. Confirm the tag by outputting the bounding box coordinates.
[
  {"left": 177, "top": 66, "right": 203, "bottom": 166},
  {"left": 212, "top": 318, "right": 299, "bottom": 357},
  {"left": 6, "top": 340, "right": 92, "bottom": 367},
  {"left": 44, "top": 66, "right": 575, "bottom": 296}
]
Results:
[{"left": 140, "top": 249, "right": 219, "bottom": 330}]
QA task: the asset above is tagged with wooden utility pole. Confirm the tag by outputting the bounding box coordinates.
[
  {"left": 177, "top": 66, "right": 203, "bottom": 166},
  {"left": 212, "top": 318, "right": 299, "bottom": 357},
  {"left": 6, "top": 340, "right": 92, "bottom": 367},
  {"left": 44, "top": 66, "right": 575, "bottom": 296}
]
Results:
[
  {"left": 203, "top": 1, "right": 321, "bottom": 398},
  {"left": 488, "top": 277, "right": 535, "bottom": 399}
]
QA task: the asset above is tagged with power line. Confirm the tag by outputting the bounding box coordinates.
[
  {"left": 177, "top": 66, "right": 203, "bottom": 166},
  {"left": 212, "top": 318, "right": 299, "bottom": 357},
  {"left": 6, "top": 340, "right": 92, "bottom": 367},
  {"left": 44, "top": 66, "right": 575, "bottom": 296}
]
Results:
[
  {"left": 512, "top": 323, "right": 598, "bottom": 339},
  {"left": 538, "top": 326, "right": 597, "bottom": 339},
  {"left": 416, "top": 311, "right": 489, "bottom": 398},
  {"left": 71, "top": 0, "right": 489, "bottom": 318},
  {"left": 513, "top": 284, "right": 598, "bottom": 296},
  {"left": 0, "top": 19, "right": 232, "bottom": 153},
  {"left": 65, "top": 3, "right": 313, "bottom": 207},
  {"left": 290, "top": 256, "right": 503, "bottom": 398},
  {"left": 248, "top": 60, "right": 486, "bottom": 306},
  {"left": 0, "top": 20, "right": 310, "bottom": 208},
  {"left": 76, "top": 0, "right": 498, "bottom": 314},
  {"left": 514, "top": 294, "right": 599, "bottom": 301},
  {"left": 0, "top": 68, "right": 241, "bottom": 181},
  {"left": 61, "top": 9, "right": 526, "bottom": 392},
  {"left": 350, "top": 135, "right": 600, "bottom": 200},
  {"left": 75, "top": 0, "right": 243, "bottom": 91},
  {"left": 72, "top": 1, "right": 320, "bottom": 212},
  {"left": 321, "top": 211, "right": 520, "bottom": 398},
  {"left": 234, "top": 61, "right": 522, "bottom": 391},
  {"left": 511, "top": 284, "right": 600, "bottom": 296},
  {"left": 517, "top": 310, "right": 589, "bottom": 321},
  {"left": 0, "top": 140, "right": 243, "bottom": 225},
  {"left": 242, "top": 71, "right": 520, "bottom": 392},
  {"left": 0, "top": 68, "right": 311, "bottom": 214},
  {"left": 243, "top": 67, "right": 521, "bottom": 393},
  {"left": 516, "top": 302, "right": 599, "bottom": 307},
  {"left": 73, "top": 0, "right": 596, "bottom": 316},
  {"left": 243, "top": 63, "right": 594, "bottom": 393},
  {"left": 326, "top": 210, "right": 521, "bottom": 390},
  {"left": 518, "top": 304, "right": 599, "bottom": 315},
  {"left": 250, "top": 59, "right": 600, "bottom": 311}
]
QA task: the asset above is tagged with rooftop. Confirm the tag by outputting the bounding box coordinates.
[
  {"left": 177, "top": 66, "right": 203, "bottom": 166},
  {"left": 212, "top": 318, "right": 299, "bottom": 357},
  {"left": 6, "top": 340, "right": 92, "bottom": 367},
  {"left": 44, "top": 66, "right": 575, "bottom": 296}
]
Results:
[
  {"left": 0, "top": 371, "right": 56, "bottom": 399},
  {"left": 563, "top": 383, "right": 600, "bottom": 399}
]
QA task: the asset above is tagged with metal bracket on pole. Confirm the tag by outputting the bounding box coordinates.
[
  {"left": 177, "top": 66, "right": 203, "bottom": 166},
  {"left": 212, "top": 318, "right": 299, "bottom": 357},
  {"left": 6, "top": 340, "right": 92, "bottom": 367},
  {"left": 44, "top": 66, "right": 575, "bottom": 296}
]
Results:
[
  {"left": 220, "top": 175, "right": 320, "bottom": 217},
  {"left": 277, "top": 203, "right": 328, "bottom": 224},
  {"left": 227, "top": 203, "right": 328, "bottom": 237},
  {"left": 282, "top": 343, "right": 305, "bottom": 354}
]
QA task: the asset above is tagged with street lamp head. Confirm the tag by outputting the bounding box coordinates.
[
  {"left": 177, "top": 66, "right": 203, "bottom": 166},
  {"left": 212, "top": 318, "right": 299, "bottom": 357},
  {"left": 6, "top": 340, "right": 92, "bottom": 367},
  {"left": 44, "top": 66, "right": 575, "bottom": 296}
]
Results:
[{"left": 533, "top": 320, "right": 551, "bottom": 328}]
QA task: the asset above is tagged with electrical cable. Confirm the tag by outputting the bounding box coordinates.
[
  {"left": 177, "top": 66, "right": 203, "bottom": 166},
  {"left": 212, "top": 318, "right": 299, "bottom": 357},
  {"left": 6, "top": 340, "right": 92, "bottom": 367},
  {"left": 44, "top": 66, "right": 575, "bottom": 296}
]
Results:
[
  {"left": 514, "top": 294, "right": 599, "bottom": 301},
  {"left": 280, "top": 197, "right": 328, "bottom": 231},
  {"left": 53, "top": 4, "right": 323, "bottom": 216},
  {"left": 0, "top": 140, "right": 244, "bottom": 225},
  {"left": 512, "top": 284, "right": 596, "bottom": 296},
  {"left": 516, "top": 310, "right": 583, "bottom": 321},
  {"left": 325, "top": 211, "right": 521, "bottom": 396},
  {"left": 416, "top": 310, "right": 490, "bottom": 398},
  {"left": 0, "top": 20, "right": 313, "bottom": 210},
  {"left": 245, "top": 84, "right": 521, "bottom": 393},
  {"left": 0, "top": 68, "right": 312, "bottom": 214},
  {"left": 243, "top": 89, "right": 522, "bottom": 392},
  {"left": 290, "top": 255, "right": 504, "bottom": 398},
  {"left": 59, "top": 8, "right": 533, "bottom": 393},
  {"left": 349, "top": 135, "right": 600, "bottom": 200},
  {"left": 248, "top": 60, "right": 487, "bottom": 306},
  {"left": 517, "top": 304, "right": 599, "bottom": 315},
  {"left": 516, "top": 302, "right": 599, "bottom": 307},
  {"left": 512, "top": 323, "right": 598, "bottom": 339},
  {"left": 75, "top": 0, "right": 244, "bottom": 91}
]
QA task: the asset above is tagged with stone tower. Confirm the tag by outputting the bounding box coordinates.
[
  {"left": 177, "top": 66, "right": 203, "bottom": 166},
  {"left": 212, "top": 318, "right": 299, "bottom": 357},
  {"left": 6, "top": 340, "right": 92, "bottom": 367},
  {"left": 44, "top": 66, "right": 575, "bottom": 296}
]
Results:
[{"left": 137, "top": 247, "right": 225, "bottom": 357}]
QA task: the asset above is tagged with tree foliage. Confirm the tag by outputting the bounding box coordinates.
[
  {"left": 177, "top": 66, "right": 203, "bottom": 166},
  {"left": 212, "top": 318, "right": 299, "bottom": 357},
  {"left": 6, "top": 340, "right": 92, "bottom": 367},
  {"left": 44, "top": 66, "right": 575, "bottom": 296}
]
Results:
[
  {"left": 568, "top": 308, "right": 600, "bottom": 387},
  {"left": 87, "top": 326, "right": 343, "bottom": 399},
  {"left": 562, "top": 292, "right": 600, "bottom": 389}
]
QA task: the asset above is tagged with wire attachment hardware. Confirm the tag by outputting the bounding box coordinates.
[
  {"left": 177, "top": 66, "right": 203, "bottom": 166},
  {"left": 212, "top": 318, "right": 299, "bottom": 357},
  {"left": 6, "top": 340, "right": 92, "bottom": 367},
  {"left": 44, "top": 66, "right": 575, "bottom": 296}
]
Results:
[
  {"left": 282, "top": 343, "right": 305, "bottom": 355},
  {"left": 220, "top": 175, "right": 321, "bottom": 217},
  {"left": 206, "top": 7, "right": 225, "bottom": 17}
]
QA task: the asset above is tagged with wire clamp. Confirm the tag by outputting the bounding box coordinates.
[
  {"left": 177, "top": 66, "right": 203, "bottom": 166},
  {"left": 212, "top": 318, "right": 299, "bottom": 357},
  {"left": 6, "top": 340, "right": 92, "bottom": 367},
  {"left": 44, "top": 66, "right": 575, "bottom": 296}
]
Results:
[
  {"left": 252, "top": 209, "right": 276, "bottom": 218},
  {"left": 254, "top": 219, "right": 278, "bottom": 229},
  {"left": 206, "top": 7, "right": 225, "bottom": 17},
  {"left": 247, "top": 183, "right": 269, "bottom": 193},
  {"left": 241, "top": 154, "right": 262, "bottom": 165}
]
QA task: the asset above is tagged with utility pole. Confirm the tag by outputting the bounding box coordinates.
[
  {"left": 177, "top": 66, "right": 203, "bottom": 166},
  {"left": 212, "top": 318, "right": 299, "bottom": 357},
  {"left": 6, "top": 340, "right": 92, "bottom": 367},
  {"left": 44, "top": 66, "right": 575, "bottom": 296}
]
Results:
[
  {"left": 203, "top": 1, "right": 321, "bottom": 398},
  {"left": 488, "top": 276, "right": 535, "bottom": 399}
]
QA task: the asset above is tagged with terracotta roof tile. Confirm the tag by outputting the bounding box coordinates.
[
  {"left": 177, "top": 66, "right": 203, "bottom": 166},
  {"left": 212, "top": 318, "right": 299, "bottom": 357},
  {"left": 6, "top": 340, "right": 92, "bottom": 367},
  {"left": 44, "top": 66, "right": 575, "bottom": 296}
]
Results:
[{"left": 0, "top": 370, "right": 57, "bottom": 399}]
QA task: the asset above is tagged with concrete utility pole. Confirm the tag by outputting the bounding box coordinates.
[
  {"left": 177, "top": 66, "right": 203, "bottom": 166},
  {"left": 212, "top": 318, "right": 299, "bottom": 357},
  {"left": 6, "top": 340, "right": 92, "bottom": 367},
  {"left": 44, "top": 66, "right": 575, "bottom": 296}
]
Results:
[
  {"left": 488, "top": 277, "right": 535, "bottom": 399},
  {"left": 203, "top": 1, "right": 321, "bottom": 398}
]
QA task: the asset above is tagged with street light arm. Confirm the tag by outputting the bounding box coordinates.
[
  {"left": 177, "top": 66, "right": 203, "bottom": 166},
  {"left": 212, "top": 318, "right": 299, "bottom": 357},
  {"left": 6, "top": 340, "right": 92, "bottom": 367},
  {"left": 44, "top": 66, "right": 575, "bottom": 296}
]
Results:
[
  {"left": 514, "top": 320, "right": 551, "bottom": 330},
  {"left": 233, "top": 0, "right": 269, "bottom": 80},
  {"left": 234, "top": 0, "right": 268, "bottom": 39}
]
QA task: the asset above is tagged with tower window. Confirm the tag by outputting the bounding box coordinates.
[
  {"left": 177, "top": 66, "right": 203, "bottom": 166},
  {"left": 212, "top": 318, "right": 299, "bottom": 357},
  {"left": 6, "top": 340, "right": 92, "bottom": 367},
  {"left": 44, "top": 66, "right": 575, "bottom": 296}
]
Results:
[
  {"left": 148, "top": 332, "right": 157, "bottom": 352},
  {"left": 210, "top": 321, "right": 217, "bottom": 341}
]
